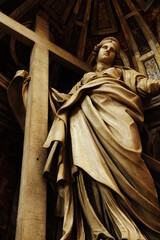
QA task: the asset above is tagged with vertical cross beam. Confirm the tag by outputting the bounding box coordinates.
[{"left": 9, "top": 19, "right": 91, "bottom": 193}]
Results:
[{"left": 15, "top": 15, "right": 49, "bottom": 240}]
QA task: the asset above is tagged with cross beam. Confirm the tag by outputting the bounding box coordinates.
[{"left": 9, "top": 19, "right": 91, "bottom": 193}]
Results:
[
  {"left": 0, "top": 10, "right": 91, "bottom": 240},
  {"left": 15, "top": 15, "right": 49, "bottom": 240},
  {"left": 0, "top": 12, "right": 91, "bottom": 239},
  {"left": 0, "top": 0, "right": 39, "bottom": 41},
  {"left": 0, "top": 12, "right": 91, "bottom": 74}
]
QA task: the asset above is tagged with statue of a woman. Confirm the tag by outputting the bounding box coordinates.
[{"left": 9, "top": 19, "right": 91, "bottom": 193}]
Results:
[{"left": 8, "top": 37, "right": 160, "bottom": 239}]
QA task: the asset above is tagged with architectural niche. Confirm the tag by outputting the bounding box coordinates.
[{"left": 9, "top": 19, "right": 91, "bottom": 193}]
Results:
[{"left": 0, "top": 0, "right": 160, "bottom": 239}]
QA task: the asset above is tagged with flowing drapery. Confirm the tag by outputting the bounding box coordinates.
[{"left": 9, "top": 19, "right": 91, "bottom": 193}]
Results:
[
  {"left": 7, "top": 67, "right": 160, "bottom": 239},
  {"left": 43, "top": 67, "right": 160, "bottom": 239}
]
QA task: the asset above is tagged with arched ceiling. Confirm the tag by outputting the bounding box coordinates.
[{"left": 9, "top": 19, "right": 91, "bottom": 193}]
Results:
[{"left": 0, "top": 0, "right": 160, "bottom": 79}]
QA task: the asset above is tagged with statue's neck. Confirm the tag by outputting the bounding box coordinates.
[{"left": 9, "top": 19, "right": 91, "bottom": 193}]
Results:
[{"left": 95, "top": 62, "right": 112, "bottom": 73}]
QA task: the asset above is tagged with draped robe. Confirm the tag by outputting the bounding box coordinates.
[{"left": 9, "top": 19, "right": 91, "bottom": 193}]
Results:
[{"left": 8, "top": 67, "right": 160, "bottom": 239}]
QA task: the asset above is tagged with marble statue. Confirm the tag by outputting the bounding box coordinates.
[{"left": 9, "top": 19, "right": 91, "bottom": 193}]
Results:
[{"left": 8, "top": 37, "right": 160, "bottom": 239}]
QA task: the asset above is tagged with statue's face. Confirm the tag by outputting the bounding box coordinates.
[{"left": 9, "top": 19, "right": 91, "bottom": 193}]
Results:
[{"left": 97, "top": 41, "right": 117, "bottom": 66}]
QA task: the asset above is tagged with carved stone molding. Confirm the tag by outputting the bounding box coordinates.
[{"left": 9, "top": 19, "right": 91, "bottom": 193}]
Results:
[
  {"left": 120, "top": 50, "right": 130, "bottom": 67},
  {"left": 135, "top": 0, "right": 155, "bottom": 12},
  {"left": 113, "top": 0, "right": 160, "bottom": 77},
  {"left": 42, "top": 0, "right": 75, "bottom": 25},
  {"left": 91, "top": 0, "right": 118, "bottom": 36}
]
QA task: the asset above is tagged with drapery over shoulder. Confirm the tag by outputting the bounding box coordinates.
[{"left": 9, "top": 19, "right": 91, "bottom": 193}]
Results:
[
  {"left": 7, "top": 67, "right": 160, "bottom": 239},
  {"left": 43, "top": 67, "right": 160, "bottom": 240}
]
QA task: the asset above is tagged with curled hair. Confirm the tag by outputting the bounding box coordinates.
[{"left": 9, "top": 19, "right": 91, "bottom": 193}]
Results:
[{"left": 87, "top": 37, "right": 120, "bottom": 69}]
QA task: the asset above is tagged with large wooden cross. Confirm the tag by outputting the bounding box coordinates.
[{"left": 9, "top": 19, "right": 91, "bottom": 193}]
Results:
[{"left": 0, "top": 11, "right": 90, "bottom": 240}]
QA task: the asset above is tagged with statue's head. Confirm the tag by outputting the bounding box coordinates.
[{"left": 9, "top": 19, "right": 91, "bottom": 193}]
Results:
[{"left": 87, "top": 37, "right": 120, "bottom": 69}]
